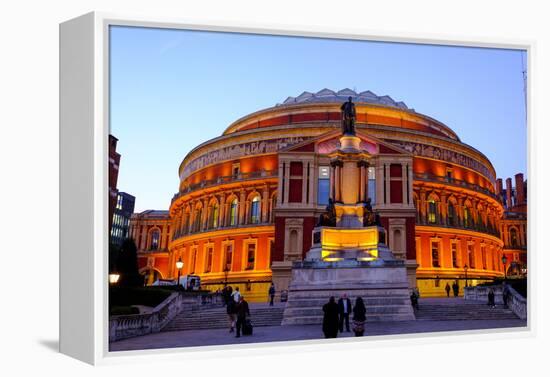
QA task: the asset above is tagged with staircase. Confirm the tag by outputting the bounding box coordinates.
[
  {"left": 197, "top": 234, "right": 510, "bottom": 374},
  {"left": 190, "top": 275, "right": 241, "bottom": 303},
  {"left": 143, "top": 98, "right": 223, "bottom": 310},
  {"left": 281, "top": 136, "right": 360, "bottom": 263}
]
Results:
[
  {"left": 282, "top": 287, "right": 414, "bottom": 325},
  {"left": 162, "top": 303, "right": 285, "bottom": 332},
  {"left": 414, "top": 298, "right": 519, "bottom": 321}
]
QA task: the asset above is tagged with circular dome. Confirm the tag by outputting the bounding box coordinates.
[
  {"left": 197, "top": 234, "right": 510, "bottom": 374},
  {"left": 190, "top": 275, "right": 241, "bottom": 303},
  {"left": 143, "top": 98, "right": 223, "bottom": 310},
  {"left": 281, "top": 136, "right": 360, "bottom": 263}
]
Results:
[{"left": 278, "top": 88, "right": 413, "bottom": 112}]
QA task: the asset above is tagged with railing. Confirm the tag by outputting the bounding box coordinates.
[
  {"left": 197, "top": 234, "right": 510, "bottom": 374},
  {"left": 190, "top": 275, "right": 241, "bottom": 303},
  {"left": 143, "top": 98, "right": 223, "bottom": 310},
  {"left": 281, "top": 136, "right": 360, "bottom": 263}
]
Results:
[
  {"left": 172, "top": 169, "right": 278, "bottom": 203},
  {"left": 173, "top": 221, "right": 273, "bottom": 241},
  {"left": 416, "top": 217, "right": 501, "bottom": 238},
  {"left": 464, "top": 284, "right": 527, "bottom": 320},
  {"left": 414, "top": 172, "right": 499, "bottom": 201},
  {"left": 109, "top": 292, "right": 199, "bottom": 342}
]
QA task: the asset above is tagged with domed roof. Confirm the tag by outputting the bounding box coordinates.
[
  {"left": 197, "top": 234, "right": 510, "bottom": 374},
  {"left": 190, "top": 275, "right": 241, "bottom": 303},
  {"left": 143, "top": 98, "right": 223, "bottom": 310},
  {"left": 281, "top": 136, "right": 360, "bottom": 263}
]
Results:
[{"left": 278, "top": 88, "right": 413, "bottom": 112}]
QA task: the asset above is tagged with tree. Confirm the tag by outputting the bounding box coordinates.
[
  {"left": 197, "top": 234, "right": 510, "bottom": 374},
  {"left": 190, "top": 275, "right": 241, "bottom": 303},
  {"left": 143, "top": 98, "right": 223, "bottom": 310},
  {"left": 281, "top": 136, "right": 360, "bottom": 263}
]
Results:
[{"left": 116, "top": 238, "right": 144, "bottom": 287}]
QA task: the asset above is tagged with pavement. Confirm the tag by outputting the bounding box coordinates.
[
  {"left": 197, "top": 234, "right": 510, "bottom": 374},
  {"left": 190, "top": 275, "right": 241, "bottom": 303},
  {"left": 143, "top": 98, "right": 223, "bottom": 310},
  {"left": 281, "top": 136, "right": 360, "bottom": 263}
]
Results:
[{"left": 109, "top": 317, "right": 527, "bottom": 352}]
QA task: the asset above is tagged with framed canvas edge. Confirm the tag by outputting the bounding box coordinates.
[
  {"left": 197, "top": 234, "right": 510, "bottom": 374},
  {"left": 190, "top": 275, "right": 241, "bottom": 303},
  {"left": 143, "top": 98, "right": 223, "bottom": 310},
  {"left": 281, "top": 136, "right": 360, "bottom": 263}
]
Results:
[{"left": 59, "top": 10, "right": 536, "bottom": 366}]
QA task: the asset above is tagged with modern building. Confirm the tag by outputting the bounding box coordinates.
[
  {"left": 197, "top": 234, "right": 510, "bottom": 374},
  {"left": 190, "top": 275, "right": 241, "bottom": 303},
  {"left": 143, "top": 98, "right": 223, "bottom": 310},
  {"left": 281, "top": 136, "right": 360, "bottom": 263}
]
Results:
[
  {"left": 109, "top": 135, "right": 121, "bottom": 234},
  {"left": 129, "top": 89, "right": 527, "bottom": 299},
  {"left": 110, "top": 192, "right": 136, "bottom": 247}
]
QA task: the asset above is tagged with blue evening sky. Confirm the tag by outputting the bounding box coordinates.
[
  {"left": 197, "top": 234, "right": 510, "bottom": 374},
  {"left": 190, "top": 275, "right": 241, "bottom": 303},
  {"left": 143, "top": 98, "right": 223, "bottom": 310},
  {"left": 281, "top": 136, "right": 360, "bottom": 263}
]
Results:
[{"left": 110, "top": 26, "right": 527, "bottom": 213}]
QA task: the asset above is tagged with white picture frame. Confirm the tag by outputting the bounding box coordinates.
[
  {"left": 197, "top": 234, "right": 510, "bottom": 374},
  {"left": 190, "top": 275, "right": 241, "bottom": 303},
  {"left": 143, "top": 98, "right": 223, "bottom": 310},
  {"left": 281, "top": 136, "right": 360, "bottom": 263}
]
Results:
[{"left": 59, "top": 11, "right": 534, "bottom": 365}]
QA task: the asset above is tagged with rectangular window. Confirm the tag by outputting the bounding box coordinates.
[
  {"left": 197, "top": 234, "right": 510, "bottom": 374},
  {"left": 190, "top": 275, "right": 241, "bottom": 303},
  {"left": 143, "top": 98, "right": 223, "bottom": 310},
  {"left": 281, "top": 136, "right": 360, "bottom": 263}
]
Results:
[
  {"left": 245, "top": 243, "right": 256, "bottom": 270},
  {"left": 481, "top": 246, "right": 487, "bottom": 270},
  {"left": 224, "top": 244, "right": 233, "bottom": 271},
  {"left": 368, "top": 167, "right": 376, "bottom": 204},
  {"left": 190, "top": 247, "right": 197, "bottom": 274},
  {"left": 451, "top": 242, "right": 458, "bottom": 268},
  {"left": 468, "top": 244, "right": 475, "bottom": 268},
  {"left": 431, "top": 241, "right": 440, "bottom": 268},
  {"left": 317, "top": 166, "right": 330, "bottom": 205},
  {"left": 205, "top": 247, "right": 213, "bottom": 273}
]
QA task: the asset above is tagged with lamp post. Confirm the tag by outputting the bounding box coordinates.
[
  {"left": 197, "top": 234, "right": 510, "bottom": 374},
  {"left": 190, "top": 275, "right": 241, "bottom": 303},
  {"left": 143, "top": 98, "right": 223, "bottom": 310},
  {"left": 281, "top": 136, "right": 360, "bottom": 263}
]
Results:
[
  {"left": 463, "top": 265, "right": 469, "bottom": 288},
  {"left": 176, "top": 257, "right": 184, "bottom": 289},
  {"left": 223, "top": 266, "right": 230, "bottom": 287},
  {"left": 109, "top": 272, "right": 120, "bottom": 285},
  {"left": 502, "top": 255, "right": 508, "bottom": 281}
]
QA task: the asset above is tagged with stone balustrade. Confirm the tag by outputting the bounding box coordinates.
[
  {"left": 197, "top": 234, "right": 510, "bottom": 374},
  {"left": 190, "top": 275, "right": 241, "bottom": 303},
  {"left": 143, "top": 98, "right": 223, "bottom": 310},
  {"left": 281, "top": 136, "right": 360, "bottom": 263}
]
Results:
[
  {"left": 109, "top": 292, "right": 201, "bottom": 342},
  {"left": 464, "top": 284, "right": 527, "bottom": 320}
]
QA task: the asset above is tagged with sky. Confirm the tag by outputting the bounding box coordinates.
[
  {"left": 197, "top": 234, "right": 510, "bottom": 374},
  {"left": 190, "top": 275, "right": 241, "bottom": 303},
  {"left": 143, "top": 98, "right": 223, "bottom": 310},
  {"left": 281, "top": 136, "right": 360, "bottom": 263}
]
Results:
[{"left": 110, "top": 26, "right": 527, "bottom": 213}]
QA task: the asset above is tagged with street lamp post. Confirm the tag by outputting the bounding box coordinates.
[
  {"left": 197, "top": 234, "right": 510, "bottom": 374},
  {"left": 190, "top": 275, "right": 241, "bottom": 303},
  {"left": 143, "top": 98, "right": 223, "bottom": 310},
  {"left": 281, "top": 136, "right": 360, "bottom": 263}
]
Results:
[
  {"left": 223, "top": 266, "right": 230, "bottom": 287},
  {"left": 502, "top": 255, "right": 508, "bottom": 281},
  {"left": 463, "top": 265, "right": 469, "bottom": 288},
  {"left": 176, "top": 257, "right": 184, "bottom": 289}
]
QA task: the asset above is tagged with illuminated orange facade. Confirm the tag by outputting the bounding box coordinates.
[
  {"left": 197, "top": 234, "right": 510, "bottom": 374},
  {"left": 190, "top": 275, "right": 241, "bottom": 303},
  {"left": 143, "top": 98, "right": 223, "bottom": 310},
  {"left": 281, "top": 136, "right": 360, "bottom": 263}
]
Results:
[{"left": 129, "top": 89, "right": 526, "bottom": 299}]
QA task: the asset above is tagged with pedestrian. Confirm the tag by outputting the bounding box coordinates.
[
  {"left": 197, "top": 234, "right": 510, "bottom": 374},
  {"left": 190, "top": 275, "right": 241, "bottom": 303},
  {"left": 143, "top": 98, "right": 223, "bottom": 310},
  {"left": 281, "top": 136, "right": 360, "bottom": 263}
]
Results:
[
  {"left": 452, "top": 281, "right": 459, "bottom": 297},
  {"left": 502, "top": 284, "right": 510, "bottom": 308},
  {"left": 268, "top": 283, "right": 276, "bottom": 306},
  {"left": 226, "top": 294, "right": 236, "bottom": 332},
  {"left": 322, "top": 296, "right": 339, "bottom": 339},
  {"left": 235, "top": 296, "right": 250, "bottom": 338},
  {"left": 337, "top": 293, "right": 352, "bottom": 333},
  {"left": 410, "top": 290, "right": 419, "bottom": 310},
  {"left": 231, "top": 286, "right": 241, "bottom": 304},
  {"left": 352, "top": 297, "right": 367, "bottom": 337},
  {"left": 445, "top": 283, "right": 451, "bottom": 297},
  {"left": 487, "top": 288, "right": 495, "bottom": 308}
]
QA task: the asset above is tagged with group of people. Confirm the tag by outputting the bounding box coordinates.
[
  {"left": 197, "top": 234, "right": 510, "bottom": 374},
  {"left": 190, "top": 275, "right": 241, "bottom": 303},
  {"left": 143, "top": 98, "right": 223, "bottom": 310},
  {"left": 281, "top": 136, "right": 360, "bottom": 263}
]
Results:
[
  {"left": 223, "top": 286, "right": 251, "bottom": 338},
  {"left": 444, "top": 282, "right": 461, "bottom": 297},
  {"left": 322, "top": 294, "right": 367, "bottom": 338}
]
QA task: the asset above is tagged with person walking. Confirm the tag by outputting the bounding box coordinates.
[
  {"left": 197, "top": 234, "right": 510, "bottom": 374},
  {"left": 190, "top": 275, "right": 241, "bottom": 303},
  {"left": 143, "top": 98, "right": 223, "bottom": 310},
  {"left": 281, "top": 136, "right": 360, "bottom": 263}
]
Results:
[
  {"left": 445, "top": 283, "right": 451, "bottom": 298},
  {"left": 502, "top": 284, "right": 510, "bottom": 308},
  {"left": 452, "top": 281, "right": 459, "bottom": 297},
  {"left": 410, "top": 289, "right": 419, "bottom": 310},
  {"left": 487, "top": 288, "right": 495, "bottom": 308},
  {"left": 268, "top": 283, "right": 276, "bottom": 306},
  {"left": 337, "top": 293, "right": 352, "bottom": 333},
  {"left": 352, "top": 297, "right": 367, "bottom": 337},
  {"left": 235, "top": 296, "right": 250, "bottom": 338},
  {"left": 226, "top": 294, "right": 236, "bottom": 332},
  {"left": 322, "top": 297, "right": 339, "bottom": 339},
  {"left": 231, "top": 286, "right": 241, "bottom": 304}
]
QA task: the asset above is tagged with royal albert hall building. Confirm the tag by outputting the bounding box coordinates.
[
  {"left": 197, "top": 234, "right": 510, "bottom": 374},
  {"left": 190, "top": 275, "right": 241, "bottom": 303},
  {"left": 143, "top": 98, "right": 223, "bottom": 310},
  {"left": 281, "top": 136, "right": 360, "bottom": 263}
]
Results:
[{"left": 129, "top": 89, "right": 527, "bottom": 300}]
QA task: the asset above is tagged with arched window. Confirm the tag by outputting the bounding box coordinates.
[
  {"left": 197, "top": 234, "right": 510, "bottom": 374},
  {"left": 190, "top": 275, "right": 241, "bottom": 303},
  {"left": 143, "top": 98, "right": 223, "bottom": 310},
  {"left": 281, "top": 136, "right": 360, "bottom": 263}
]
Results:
[
  {"left": 208, "top": 202, "right": 219, "bottom": 229},
  {"left": 510, "top": 228, "right": 519, "bottom": 247},
  {"left": 250, "top": 196, "right": 261, "bottom": 224},
  {"left": 464, "top": 207, "right": 471, "bottom": 228},
  {"left": 193, "top": 207, "right": 202, "bottom": 233},
  {"left": 448, "top": 202, "right": 456, "bottom": 226},
  {"left": 150, "top": 229, "right": 160, "bottom": 250},
  {"left": 428, "top": 199, "right": 437, "bottom": 224},
  {"left": 229, "top": 199, "right": 238, "bottom": 226}
]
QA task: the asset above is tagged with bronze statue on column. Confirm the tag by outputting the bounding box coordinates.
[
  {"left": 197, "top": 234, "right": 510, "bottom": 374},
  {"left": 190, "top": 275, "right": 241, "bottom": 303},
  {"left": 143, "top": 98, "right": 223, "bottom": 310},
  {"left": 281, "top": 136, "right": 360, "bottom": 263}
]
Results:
[{"left": 340, "top": 96, "right": 356, "bottom": 135}]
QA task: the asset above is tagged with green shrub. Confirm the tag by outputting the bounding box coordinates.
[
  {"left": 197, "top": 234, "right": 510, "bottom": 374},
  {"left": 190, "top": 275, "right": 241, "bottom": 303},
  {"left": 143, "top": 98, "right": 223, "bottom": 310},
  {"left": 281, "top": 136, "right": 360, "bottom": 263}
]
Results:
[{"left": 110, "top": 306, "right": 140, "bottom": 316}]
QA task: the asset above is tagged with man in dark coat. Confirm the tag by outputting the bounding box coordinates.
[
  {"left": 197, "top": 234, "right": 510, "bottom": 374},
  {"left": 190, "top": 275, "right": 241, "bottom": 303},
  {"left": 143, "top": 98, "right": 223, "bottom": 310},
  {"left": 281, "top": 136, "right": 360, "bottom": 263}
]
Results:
[
  {"left": 268, "top": 283, "right": 276, "bottom": 306},
  {"left": 235, "top": 296, "right": 250, "bottom": 338},
  {"left": 337, "top": 293, "right": 352, "bottom": 332},
  {"left": 445, "top": 283, "right": 451, "bottom": 297},
  {"left": 322, "top": 296, "right": 339, "bottom": 338}
]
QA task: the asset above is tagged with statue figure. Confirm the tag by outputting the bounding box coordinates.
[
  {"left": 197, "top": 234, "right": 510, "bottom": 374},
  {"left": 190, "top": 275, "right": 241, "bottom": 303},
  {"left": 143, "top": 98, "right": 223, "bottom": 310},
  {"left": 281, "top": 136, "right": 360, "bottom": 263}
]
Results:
[
  {"left": 317, "top": 198, "right": 337, "bottom": 227},
  {"left": 340, "top": 96, "right": 356, "bottom": 135},
  {"left": 363, "top": 197, "right": 377, "bottom": 227}
]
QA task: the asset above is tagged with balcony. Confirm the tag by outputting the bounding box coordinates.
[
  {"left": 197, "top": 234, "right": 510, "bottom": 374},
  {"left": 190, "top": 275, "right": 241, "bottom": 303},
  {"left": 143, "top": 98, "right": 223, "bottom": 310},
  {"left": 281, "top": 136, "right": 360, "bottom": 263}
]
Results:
[
  {"left": 172, "top": 169, "right": 278, "bottom": 203},
  {"left": 172, "top": 221, "right": 273, "bottom": 241},
  {"left": 416, "top": 216, "right": 501, "bottom": 239},
  {"left": 414, "top": 172, "right": 499, "bottom": 201}
]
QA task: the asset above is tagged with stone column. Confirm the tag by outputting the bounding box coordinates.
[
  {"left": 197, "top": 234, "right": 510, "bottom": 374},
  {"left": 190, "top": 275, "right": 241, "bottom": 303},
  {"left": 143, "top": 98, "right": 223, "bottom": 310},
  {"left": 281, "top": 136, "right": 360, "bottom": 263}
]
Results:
[
  {"left": 359, "top": 161, "right": 366, "bottom": 202},
  {"left": 140, "top": 224, "right": 147, "bottom": 250},
  {"left": 401, "top": 163, "right": 407, "bottom": 206},
  {"left": 375, "top": 163, "right": 384, "bottom": 206},
  {"left": 329, "top": 162, "right": 335, "bottom": 201},
  {"left": 408, "top": 162, "right": 413, "bottom": 205},
  {"left": 440, "top": 192, "right": 447, "bottom": 225},
  {"left": 384, "top": 163, "right": 390, "bottom": 204},
  {"left": 239, "top": 190, "right": 246, "bottom": 225},
  {"left": 283, "top": 163, "right": 290, "bottom": 204},
  {"left": 219, "top": 194, "right": 226, "bottom": 228},
  {"left": 262, "top": 186, "right": 269, "bottom": 223},
  {"left": 419, "top": 189, "right": 427, "bottom": 223},
  {"left": 334, "top": 162, "right": 341, "bottom": 202}
]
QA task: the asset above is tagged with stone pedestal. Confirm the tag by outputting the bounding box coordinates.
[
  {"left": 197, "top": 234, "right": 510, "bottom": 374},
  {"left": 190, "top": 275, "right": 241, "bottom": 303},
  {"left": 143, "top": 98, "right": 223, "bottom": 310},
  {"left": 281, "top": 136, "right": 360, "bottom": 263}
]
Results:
[{"left": 281, "top": 134, "right": 415, "bottom": 325}]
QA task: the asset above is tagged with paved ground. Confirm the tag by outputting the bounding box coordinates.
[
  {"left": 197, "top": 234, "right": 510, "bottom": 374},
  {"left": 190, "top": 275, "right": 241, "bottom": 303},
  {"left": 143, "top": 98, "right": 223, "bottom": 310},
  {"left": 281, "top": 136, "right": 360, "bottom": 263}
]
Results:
[{"left": 109, "top": 317, "right": 527, "bottom": 352}]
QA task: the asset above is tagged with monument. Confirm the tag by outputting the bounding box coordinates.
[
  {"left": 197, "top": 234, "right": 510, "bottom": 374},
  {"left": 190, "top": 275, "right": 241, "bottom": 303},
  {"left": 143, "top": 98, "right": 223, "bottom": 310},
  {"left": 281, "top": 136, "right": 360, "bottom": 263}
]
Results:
[{"left": 281, "top": 98, "right": 415, "bottom": 325}]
